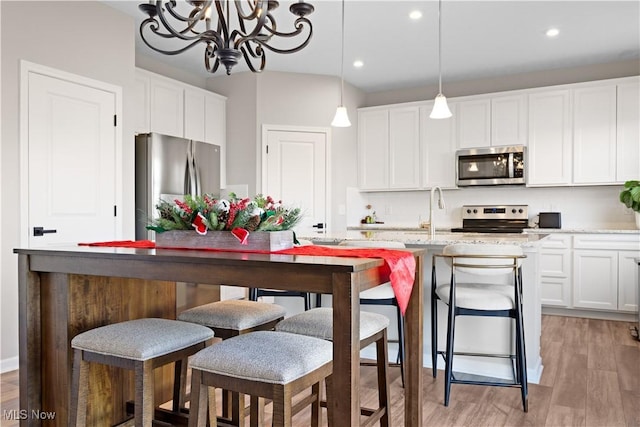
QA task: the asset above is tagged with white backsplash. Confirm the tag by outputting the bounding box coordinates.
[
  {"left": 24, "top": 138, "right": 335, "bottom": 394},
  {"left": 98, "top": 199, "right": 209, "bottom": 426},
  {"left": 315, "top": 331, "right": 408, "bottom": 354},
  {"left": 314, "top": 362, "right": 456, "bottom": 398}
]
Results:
[{"left": 346, "top": 185, "right": 636, "bottom": 230}]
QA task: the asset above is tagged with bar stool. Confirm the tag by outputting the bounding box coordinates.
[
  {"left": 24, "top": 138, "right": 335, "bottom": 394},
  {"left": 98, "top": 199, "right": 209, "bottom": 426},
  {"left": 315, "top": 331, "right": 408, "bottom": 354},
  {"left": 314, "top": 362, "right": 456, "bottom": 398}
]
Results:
[
  {"left": 188, "top": 331, "right": 333, "bottom": 427},
  {"left": 337, "top": 239, "right": 407, "bottom": 386},
  {"left": 249, "top": 239, "right": 315, "bottom": 311},
  {"left": 275, "top": 307, "right": 391, "bottom": 426},
  {"left": 431, "top": 243, "right": 528, "bottom": 411},
  {"left": 177, "top": 299, "right": 286, "bottom": 424},
  {"left": 69, "top": 318, "right": 214, "bottom": 427}
]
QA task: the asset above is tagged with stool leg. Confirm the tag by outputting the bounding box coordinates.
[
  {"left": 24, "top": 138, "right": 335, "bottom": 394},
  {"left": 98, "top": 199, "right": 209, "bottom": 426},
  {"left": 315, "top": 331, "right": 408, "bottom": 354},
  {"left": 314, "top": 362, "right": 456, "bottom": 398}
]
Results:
[
  {"left": 444, "top": 282, "right": 456, "bottom": 407},
  {"left": 376, "top": 330, "right": 391, "bottom": 427},
  {"left": 271, "top": 385, "right": 291, "bottom": 427},
  {"left": 396, "top": 305, "right": 405, "bottom": 388},
  {"left": 69, "top": 349, "right": 88, "bottom": 427},
  {"left": 188, "top": 369, "right": 209, "bottom": 427},
  {"left": 431, "top": 264, "right": 438, "bottom": 378},
  {"left": 173, "top": 359, "right": 188, "bottom": 413},
  {"left": 249, "top": 395, "right": 264, "bottom": 427},
  {"left": 135, "top": 360, "right": 155, "bottom": 427},
  {"left": 325, "top": 375, "right": 334, "bottom": 427},
  {"left": 311, "top": 382, "right": 321, "bottom": 427}
]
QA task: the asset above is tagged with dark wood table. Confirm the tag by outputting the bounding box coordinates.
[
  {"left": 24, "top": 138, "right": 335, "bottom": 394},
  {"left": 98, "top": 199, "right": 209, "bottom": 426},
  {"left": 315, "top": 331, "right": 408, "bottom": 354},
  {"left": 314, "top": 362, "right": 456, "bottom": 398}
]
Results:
[{"left": 14, "top": 245, "right": 424, "bottom": 426}]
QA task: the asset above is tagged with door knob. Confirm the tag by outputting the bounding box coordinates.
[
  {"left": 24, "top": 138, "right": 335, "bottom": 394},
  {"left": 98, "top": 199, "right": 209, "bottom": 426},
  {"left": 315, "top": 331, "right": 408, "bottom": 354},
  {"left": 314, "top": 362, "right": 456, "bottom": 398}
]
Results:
[{"left": 33, "top": 227, "right": 57, "bottom": 237}]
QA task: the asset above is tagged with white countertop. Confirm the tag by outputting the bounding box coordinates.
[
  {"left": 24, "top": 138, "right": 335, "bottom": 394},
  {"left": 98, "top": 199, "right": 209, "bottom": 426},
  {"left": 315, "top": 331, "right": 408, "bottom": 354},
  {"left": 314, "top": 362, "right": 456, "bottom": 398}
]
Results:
[{"left": 348, "top": 225, "right": 640, "bottom": 235}]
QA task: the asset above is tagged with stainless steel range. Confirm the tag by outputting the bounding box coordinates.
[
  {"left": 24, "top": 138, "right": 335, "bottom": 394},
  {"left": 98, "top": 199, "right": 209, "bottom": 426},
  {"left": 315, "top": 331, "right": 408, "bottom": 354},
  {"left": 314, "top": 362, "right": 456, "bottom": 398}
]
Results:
[{"left": 451, "top": 205, "right": 529, "bottom": 233}]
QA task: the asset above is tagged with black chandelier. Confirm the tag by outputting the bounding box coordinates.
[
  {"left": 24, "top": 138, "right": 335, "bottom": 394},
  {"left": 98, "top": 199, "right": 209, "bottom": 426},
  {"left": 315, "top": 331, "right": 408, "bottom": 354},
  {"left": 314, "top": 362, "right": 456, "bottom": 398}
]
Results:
[{"left": 139, "top": 1, "right": 315, "bottom": 75}]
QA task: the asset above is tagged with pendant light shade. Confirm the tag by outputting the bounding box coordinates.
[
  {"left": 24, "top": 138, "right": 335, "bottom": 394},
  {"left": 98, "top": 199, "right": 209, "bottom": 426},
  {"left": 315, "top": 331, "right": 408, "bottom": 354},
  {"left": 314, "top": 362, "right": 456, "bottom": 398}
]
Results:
[
  {"left": 332, "top": 0, "right": 351, "bottom": 127},
  {"left": 430, "top": 0, "right": 452, "bottom": 119},
  {"left": 332, "top": 106, "right": 352, "bottom": 127},
  {"left": 430, "top": 94, "right": 452, "bottom": 119}
]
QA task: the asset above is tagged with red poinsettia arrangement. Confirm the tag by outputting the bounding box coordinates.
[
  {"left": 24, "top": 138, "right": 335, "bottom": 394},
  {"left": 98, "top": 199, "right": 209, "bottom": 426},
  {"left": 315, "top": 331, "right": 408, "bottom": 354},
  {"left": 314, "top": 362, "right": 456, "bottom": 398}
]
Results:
[{"left": 146, "top": 194, "right": 303, "bottom": 243}]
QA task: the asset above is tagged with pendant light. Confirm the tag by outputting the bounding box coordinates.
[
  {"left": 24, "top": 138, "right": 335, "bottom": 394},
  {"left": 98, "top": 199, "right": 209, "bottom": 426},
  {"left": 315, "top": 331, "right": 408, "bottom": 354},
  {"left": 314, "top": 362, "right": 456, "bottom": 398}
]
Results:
[
  {"left": 332, "top": 0, "right": 351, "bottom": 127},
  {"left": 430, "top": 0, "right": 452, "bottom": 119}
]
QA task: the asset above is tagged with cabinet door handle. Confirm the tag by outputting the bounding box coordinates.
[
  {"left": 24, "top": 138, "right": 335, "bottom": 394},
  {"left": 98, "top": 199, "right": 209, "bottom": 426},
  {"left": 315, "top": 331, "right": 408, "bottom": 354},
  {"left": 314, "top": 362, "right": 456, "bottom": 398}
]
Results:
[
  {"left": 312, "top": 223, "right": 325, "bottom": 229},
  {"left": 33, "top": 227, "right": 57, "bottom": 237}
]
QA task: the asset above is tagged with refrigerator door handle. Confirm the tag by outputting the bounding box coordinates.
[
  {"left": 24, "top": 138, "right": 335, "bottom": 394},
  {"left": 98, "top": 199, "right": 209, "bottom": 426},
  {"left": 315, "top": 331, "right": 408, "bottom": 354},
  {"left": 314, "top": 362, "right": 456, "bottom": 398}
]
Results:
[
  {"left": 193, "top": 147, "right": 203, "bottom": 196},
  {"left": 184, "top": 140, "right": 198, "bottom": 196}
]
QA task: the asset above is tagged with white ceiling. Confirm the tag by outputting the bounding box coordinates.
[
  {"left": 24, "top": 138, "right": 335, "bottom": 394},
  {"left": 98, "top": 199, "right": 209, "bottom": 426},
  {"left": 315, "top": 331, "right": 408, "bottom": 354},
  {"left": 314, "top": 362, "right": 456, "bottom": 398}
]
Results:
[{"left": 104, "top": 0, "right": 640, "bottom": 93}]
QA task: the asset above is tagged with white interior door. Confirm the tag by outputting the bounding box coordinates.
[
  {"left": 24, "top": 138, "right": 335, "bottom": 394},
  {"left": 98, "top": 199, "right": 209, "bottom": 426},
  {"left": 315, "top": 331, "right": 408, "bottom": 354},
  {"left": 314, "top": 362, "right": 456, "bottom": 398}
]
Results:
[
  {"left": 26, "top": 71, "right": 118, "bottom": 247},
  {"left": 263, "top": 127, "right": 328, "bottom": 234}
]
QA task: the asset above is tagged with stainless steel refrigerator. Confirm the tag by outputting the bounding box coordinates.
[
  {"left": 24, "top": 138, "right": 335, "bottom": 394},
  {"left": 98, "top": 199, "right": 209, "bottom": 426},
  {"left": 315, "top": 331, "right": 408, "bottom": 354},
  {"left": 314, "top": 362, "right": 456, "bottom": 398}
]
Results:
[{"left": 135, "top": 133, "right": 221, "bottom": 240}]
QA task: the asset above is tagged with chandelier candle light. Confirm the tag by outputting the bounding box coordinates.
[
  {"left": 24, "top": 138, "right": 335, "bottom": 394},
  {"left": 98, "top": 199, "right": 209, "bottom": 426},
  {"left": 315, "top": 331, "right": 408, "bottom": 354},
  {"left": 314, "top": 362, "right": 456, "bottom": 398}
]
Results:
[
  {"left": 430, "top": 0, "right": 452, "bottom": 119},
  {"left": 331, "top": 0, "right": 351, "bottom": 127},
  {"left": 139, "top": 0, "right": 314, "bottom": 75}
]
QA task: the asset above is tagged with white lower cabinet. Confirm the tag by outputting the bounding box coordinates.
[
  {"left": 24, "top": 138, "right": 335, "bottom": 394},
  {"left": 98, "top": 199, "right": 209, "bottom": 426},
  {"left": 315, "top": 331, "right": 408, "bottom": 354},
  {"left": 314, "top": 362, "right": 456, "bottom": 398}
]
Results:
[
  {"left": 539, "top": 234, "right": 572, "bottom": 307},
  {"left": 571, "top": 234, "right": 640, "bottom": 312}
]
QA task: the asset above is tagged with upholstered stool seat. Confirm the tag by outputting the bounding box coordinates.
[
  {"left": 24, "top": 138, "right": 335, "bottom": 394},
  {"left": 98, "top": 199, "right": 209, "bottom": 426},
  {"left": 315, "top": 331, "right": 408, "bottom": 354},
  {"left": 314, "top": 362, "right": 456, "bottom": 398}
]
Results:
[
  {"left": 70, "top": 318, "right": 214, "bottom": 427},
  {"left": 188, "top": 331, "right": 333, "bottom": 427},
  {"left": 178, "top": 299, "right": 286, "bottom": 338},
  {"left": 275, "top": 307, "right": 392, "bottom": 426},
  {"left": 431, "top": 243, "right": 528, "bottom": 412},
  {"left": 177, "top": 299, "right": 286, "bottom": 425}
]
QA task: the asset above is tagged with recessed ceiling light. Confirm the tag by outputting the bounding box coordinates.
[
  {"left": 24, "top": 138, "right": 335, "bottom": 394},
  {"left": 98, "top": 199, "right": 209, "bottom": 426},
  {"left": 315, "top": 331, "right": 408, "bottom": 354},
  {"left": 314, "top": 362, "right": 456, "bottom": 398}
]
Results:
[
  {"left": 409, "top": 10, "right": 422, "bottom": 20},
  {"left": 546, "top": 28, "right": 560, "bottom": 38},
  {"left": 353, "top": 60, "right": 364, "bottom": 68}
]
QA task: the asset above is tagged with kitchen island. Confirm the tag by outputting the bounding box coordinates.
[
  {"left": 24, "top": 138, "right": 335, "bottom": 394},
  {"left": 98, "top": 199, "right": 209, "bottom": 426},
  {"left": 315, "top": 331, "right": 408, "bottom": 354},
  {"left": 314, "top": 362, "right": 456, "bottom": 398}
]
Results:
[
  {"left": 298, "top": 229, "right": 547, "bottom": 383},
  {"left": 14, "top": 245, "right": 424, "bottom": 426}
]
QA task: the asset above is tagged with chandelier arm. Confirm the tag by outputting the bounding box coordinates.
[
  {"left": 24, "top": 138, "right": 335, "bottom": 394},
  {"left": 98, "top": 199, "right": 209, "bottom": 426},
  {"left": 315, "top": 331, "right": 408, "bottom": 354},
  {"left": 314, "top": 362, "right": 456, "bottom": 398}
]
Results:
[
  {"left": 214, "top": 1, "right": 232, "bottom": 47},
  {"left": 152, "top": 4, "right": 207, "bottom": 41},
  {"left": 204, "top": 44, "right": 222, "bottom": 73},
  {"left": 234, "top": 0, "right": 268, "bottom": 21},
  {"left": 140, "top": 28, "right": 208, "bottom": 55},
  {"left": 164, "top": 0, "right": 211, "bottom": 24},
  {"left": 239, "top": 44, "right": 267, "bottom": 73},
  {"left": 253, "top": 18, "right": 312, "bottom": 54}
]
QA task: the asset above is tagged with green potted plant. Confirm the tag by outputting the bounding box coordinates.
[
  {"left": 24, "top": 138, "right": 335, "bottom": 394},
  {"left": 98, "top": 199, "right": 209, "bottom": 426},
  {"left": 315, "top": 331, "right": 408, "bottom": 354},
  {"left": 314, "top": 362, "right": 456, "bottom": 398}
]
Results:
[{"left": 619, "top": 180, "right": 640, "bottom": 228}]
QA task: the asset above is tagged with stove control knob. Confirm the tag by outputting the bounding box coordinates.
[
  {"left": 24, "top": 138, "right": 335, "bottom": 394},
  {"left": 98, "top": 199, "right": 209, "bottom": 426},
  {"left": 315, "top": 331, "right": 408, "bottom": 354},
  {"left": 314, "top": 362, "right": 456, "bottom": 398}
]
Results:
[
  {"left": 473, "top": 209, "right": 478, "bottom": 214},
  {"left": 512, "top": 208, "right": 517, "bottom": 214},
  {"left": 518, "top": 208, "right": 524, "bottom": 214},
  {"left": 466, "top": 209, "right": 472, "bottom": 214}
]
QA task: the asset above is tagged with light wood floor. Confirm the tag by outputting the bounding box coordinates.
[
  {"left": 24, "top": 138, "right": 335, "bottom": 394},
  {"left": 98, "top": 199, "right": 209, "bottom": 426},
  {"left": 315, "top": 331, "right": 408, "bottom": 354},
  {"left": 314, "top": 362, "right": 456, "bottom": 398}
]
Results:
[{"left": 1, "top": 315, "right": 638, "bottom": 426}]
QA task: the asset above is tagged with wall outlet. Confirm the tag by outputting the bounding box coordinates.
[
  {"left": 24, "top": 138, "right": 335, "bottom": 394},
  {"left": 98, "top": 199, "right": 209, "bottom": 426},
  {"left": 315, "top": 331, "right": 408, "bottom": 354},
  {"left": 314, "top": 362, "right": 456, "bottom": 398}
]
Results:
[{"left": 385, "top": 205, "right": 393, "bottom": 215}]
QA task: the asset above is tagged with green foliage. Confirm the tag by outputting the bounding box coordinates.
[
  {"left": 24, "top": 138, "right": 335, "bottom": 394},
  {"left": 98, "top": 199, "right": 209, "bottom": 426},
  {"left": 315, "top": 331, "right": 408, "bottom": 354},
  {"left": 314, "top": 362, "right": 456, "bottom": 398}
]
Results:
[
  {"left": 620, "top": 180, "right": 640, "bottom": 213},
  {"left": 146, "top": 194, "right": 303, "bottom": 233}
]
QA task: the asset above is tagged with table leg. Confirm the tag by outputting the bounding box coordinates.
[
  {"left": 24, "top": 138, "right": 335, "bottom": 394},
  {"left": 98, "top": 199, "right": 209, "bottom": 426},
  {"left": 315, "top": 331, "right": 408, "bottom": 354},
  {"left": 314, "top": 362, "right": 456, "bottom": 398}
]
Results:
[
  {"left": 331, "top": 272, "right": 360, "bottom": 425},
  {"left": 405, "top": 254, "right": 424, "bottom": 427}
]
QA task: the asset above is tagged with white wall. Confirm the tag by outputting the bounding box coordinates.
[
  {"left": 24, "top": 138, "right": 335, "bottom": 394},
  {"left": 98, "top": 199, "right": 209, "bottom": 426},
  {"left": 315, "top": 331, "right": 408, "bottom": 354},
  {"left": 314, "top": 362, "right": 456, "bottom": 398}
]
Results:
[
  {"left": 350, "top": 185, "right": 637, "bottom": 230},
  {"left": 207, "top": 70, "right": 365, "bottom": 231},
  {"left": 0, "top": 1, "right": 136, "bottom": 372}
]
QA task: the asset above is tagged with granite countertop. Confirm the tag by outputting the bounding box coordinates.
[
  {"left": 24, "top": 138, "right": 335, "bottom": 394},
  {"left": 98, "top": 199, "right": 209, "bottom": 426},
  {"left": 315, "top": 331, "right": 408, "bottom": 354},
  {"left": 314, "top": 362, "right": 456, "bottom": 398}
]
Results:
[
  {"left": 348, "top": 225, "right": 640, "bottom": 235},
  {"left": 299, "top": 230, "right": 548, "bottom": 247}
]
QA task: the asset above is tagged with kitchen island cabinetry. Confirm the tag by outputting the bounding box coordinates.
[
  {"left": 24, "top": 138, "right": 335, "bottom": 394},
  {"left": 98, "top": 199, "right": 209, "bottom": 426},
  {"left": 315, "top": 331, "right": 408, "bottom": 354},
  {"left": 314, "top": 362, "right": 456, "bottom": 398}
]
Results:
[
  {"left": 358, "top": 105, "right": 421, "bottom": 190},
  {"left": 539, "top": 234, "right": 572, "bottom": 307}
]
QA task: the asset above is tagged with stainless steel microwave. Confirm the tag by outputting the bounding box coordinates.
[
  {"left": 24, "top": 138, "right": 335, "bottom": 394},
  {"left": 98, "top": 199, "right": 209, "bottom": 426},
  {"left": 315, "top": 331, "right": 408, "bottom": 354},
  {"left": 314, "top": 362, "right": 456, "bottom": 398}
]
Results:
[{"left": 456, "top": 146, "right": 526, "bottom": 186}]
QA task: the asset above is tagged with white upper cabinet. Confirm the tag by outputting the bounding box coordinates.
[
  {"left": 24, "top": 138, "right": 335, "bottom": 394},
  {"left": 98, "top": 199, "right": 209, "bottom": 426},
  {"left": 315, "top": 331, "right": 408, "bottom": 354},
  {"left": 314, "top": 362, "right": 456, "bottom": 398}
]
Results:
[
  {"left": 184, "top": 88, "right": 206, "bottom": 141},
  {"left": 421, "top": 103, "right": 457, "bottom": 189},
  {"left": 389, "top": 106, "right": 421, "bottom": 189},
  {"left": 358, "top": 108, "right": 390, "bottom": 190},
  {"left": 457, "top": 98, "right": 491, "bottom": 148},
  {"left": 457, "top": 94, "right": 527, "bottom": 149},
  {"left": 149, "top": 77, "right": 185, "bottom": 138},
  {"left": 358, "top": 106, "right": 420, "bottom": 191},
  {"left": 527, "top": 89, "right": 572, "bottom": 186},
  {"left": 616, "top": 80, "right": 640, "bottom": 182},
  {"left": 204, "top": 93, "right": 226, "bottom": 146},
  {"left": 134, "top": 73, "right": 150, "bottom": 134},
  {"left": 572, "top": 84, "right": 617, "bottom": 184},
  {"left": 491, "top": 94, "right": 527, "bottom": 147}
]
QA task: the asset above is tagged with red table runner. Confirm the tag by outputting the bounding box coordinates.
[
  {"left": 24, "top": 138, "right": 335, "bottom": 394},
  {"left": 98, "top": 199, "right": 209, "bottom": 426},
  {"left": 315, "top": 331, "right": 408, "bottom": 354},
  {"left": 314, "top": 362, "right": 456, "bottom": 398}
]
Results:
[{"left": 78, "top": 240, "right": 416, "bottom": 315}]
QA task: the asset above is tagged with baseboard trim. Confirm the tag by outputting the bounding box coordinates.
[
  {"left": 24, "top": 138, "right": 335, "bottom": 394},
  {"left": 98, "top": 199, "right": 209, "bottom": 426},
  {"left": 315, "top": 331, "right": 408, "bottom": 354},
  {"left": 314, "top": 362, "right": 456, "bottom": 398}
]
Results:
[
  {"left": 542, "top": 306, "right": 637, "bottom": 322},
  {"left": 0, "top": 356, "right": 19, "bottom": 374}
]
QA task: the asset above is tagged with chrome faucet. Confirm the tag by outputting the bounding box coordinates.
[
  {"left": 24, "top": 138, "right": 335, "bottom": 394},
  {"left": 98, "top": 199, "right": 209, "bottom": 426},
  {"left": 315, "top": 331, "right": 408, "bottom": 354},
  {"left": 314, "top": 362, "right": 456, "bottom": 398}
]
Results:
[{"left": 429, "top": 186, "right": 446, "bottom": 239}]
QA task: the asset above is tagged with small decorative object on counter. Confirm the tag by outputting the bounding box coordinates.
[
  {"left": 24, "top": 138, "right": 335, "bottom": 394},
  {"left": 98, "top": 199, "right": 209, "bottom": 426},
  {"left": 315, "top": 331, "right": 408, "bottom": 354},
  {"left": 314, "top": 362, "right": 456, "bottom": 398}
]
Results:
[
  {"left": 619, "top": 180, "right": 640, "bottom": 229},
  {"left": 361, "top": 204, "right": 383, "bottom": 225},
  {"left": 146, "top": 194, "right": 303, "bottom": 250}
]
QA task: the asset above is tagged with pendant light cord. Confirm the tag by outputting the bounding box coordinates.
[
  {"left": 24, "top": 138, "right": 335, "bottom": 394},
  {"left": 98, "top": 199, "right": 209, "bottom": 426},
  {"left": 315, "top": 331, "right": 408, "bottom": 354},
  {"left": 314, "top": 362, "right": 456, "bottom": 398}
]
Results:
[
  {"left": 339, "top": 0, "right": 345, "bottom": 105},
  {"left": 437, "top": 0, "right": 443, "bottom": 94}
]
